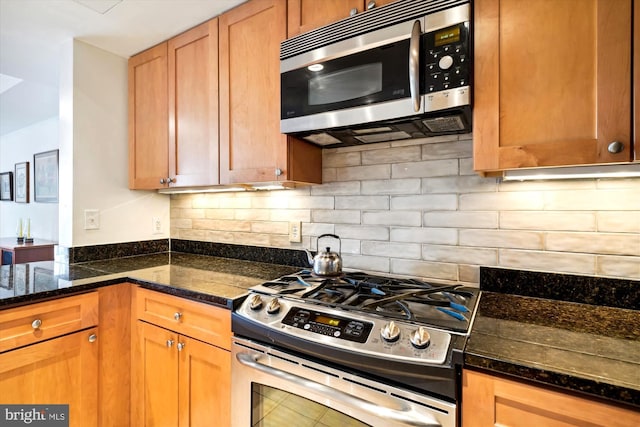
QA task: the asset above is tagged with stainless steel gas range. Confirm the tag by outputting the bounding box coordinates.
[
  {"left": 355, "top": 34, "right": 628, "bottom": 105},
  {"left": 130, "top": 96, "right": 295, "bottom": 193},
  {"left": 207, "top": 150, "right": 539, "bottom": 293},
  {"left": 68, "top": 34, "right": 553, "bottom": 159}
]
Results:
[{"left": 231, "top": 270, "right": 480, "bottom": 427}]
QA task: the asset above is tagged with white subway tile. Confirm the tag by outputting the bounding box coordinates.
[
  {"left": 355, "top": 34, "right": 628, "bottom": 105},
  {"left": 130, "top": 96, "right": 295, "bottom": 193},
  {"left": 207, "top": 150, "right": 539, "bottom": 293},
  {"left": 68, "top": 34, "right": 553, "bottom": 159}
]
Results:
[
  {"left": 218, "top": 196, "right": 251, "bottom": 209},
  {"left": 422, "top": 244, "right": 497, "bottom": 265},
  {"left": 337, "top": 164, "right": 391, "bottom": 181},
  {"left": 322, "top": 168, "right": 338, "bottom": 182},
  {"left": 544, "top": 189, "right": 640, "bottom": 211},
  {"left": 193, "top": 219, "right": 251, "bottom": 232},
  {"left": 234, "top": 232, "right": 271, "bottom": 246},
  {"left": 288, "top": 196, "right": 335, "bottom": 209},
  {"left": 171, "top": 195, "right": 195, "bottom": 208},
  {"left": 392, "top": 159, "right": 458, "bottom": 178},
  {"left": 595, "top": 177, "right": 640, "bottom": 190},
  {"left": 390, "top": 227, "right": 457, "bottom": 245},
  {"left": 172, "top": 208, "right": 206, "bottom": 219},
  {"left": 235, "top": 209, "right": 271, "bottom": 221},
  {"left": 424, "top": 211, "right": 498, "bottom": 229},
  {"left": 498, "top": 179, "right": 595, "bottom": 192},
  {"left": 251, "top": 221, "right": 288, "bottom": 234},
  {"left": 311, "top": 181, "right": 361, "bottom": 195},
  {"left": 204, "top": 209, "right": 235, "bottom": 220},
  {"left": 421, "top": 140, "right": 472, "bottom": 160},
  {"left": 422, "top": 175, "right": 497, "bottom": 194},
  {"left": 391, "top": 194, "right": 457, "bottom": 210},
  {"left": 342, "top": 254, "right": 390, "bottom": 274},
  {"left": 546, "top": 232, "right": 640, "bottom": 256},
  {"left": 500, "top": 211, "right": 596, "bottom": 231},
  {"left": 596, "top": 211, "right": 640, "bottom": 233},
  {"left": 179, "top": 229, "right": 207, "bottom": 240},
  {"left": 361, "top": 146, "right": 421, "bottom": 165},
  {"left": 498, "top": 249, "right": 595, "bottom": 275},
  {"left": 269, "top": 209, "right": 311, "bottom": 222},
  {"left": 363, "top": 211, "right": 421, "bottom": 226},
  {"left": 304, "top": 223, "right": 336, "bottom": 236},
  {"left": 323, "top": 150, "right": 361, "bottom": 167},
  {"left": 362, "top": 241, "right": 422, "bottom": 259},
  {"left": 390, "top": 259, "right": 458, "bottom": 281},
  {"left": 362, "top": 179, "right": 421, "bottom": 195},
  {"left": 312, "top": 209, "right": 361, "bottom": 224},
  {"left": 458, "top": 264, "right": 480, "bottom": 285},
  {"left": 596, "top": 255, "right": 640, "bottom": 279},
  {"left": 460, "top": 192, "right": 544, "bottom": 211},
  {"left": 459, "top": 158, "right": 476, "bottom": 176},
  {"left": 335, "top": 224, "right": 389, "bottom": 240},
  {"left": 335, "top": 195, "right": 389, "bottom": 210},
  {"left": 204, "top": 230, "right": 235, "bottom": 243},
  {"left": 172, "top": 218, "right": 192, "bottom": 229},
  {"left": 460, "top": 229, "right": 544, "bottom": 250}
]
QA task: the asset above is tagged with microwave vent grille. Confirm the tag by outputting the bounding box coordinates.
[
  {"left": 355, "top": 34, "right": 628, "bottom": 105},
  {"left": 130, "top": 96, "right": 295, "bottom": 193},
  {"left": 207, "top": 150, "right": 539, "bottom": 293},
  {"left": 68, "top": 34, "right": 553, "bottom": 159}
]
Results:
[{"left": 281, "top": 0, "right": 469, "bottom": 60}]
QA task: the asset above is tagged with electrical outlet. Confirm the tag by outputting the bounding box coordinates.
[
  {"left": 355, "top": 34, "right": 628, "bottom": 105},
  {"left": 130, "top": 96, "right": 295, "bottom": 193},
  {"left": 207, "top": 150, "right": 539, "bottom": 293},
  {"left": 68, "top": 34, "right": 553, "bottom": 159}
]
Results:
[
  {"left": 152, "top": 217, "right": 162, "bottom": 234},
  {"left": 84, "top": 209, "right": 100, "bottom": 230},
  {"left": 289, "top": 221, "right": 302, "bottom": 243}
]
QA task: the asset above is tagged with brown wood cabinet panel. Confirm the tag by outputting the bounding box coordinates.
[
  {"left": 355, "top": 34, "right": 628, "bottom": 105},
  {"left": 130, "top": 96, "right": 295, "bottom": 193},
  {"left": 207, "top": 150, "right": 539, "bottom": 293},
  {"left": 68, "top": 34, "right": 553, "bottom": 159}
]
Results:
[
  {"left": 128, "top": 43, "right": 169, "bottom": 189},
  {"left": 462, "top": 370, "right": 640, "bottom": 427},
  {"left": 287, "top": 0, "right": 364, "bottom": 37},
  {"left": 0, "top": 291, "right": 99, "bottom": 352},
  {"left": 98, "top": 284, "right": 131, "bottom": 427},
  {"left": 219, "top": 0, "right": 289, "bottom": 184},
  {"left": 473, "top": 0, "right": 633, "bottom": 172},
  {"left": 635, "top": 0, "right": 639, "bottom": 161},
  {"left": 168, "top": 20, "right": 220, "bottom": 187},
  {"left": 132, "top": 321, "right": 179, "bottom": 426},
  {"left": 0, "top": 328, "right": 99, "bottom": 427},
  {"left": 178, "top": 335, "right": 231, "bottom": 427}
]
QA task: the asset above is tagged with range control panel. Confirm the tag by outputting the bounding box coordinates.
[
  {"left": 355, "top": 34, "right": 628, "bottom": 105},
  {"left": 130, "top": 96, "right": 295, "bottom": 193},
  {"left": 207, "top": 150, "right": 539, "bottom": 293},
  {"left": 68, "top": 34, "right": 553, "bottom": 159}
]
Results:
[
  {"left": 281, "top": 307, "right": 373, "bottom": 343},
  {"left": 422, "top": 22, "right": 470, "bottom": 94}
]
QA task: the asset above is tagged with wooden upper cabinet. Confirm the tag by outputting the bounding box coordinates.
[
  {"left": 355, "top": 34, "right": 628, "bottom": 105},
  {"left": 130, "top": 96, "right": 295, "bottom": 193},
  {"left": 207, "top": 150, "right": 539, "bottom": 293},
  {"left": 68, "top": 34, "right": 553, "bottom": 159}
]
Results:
[
  {"left": 635, "top": 0, "right": 639, "bottom": 161},
  {"left": 168, "top": 20, "right": 220, "bottom": 187},
  {"left": 219, "top": 0, "right": 322, "bottom": 185},
  {"left": 128, "top": 43, "right": 169, "bottom": 190},
  {"left": 473, "top": 0, "right": 633, "bottom": 172},
  {"left": 287, "top": 0, "right": 399, "bottom": 37}
]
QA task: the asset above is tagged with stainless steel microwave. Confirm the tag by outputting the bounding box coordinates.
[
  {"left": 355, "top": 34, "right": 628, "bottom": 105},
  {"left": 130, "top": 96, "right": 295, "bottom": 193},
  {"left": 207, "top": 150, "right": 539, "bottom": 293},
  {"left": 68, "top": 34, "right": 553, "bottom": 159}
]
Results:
[{"left": 280, "top": 0, "right": 471, "bottom": 148}]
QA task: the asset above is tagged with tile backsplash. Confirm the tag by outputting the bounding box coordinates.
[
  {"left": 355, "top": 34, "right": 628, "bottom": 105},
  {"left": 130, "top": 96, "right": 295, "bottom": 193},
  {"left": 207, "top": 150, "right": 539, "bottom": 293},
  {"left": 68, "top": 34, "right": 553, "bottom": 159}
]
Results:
[{"left": 170, "top": 135, "right": 640, "bottom": 285}]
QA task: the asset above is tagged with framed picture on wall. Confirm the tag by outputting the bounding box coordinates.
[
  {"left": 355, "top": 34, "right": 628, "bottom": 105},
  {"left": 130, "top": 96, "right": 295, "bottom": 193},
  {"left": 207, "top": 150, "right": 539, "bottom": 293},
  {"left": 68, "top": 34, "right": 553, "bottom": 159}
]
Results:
[
  {"left": 0, "top": 172, "right": 13, "bottom": 201},
  {"left": 34, "top": 149, "right": 59, "bottom": 203},
  {"left": 14, "top": 162, "right": 29, "bottom": 203}
]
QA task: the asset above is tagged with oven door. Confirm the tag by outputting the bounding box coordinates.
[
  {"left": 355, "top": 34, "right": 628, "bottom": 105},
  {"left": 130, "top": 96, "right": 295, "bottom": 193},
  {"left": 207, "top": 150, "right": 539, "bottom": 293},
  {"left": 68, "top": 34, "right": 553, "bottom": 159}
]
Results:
[{"left": 232, "top": 337, "right": 456, "bottom": 427}]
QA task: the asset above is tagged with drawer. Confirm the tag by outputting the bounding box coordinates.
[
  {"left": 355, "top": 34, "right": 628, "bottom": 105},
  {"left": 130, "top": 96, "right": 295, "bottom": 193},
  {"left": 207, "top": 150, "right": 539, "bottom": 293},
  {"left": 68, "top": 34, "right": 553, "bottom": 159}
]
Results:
[
  {"left": 133, "top": 287, "right": 231, "bottom": 350},
  {"left": 0, "top": 292, "right": 99, "bottom": 353}
]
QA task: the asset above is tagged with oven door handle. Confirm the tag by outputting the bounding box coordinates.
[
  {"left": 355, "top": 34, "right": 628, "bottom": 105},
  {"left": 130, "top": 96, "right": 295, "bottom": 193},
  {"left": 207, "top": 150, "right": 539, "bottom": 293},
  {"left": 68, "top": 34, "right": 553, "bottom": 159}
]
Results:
[
  {"left": 236, "top": 352, "right": 441, "bottom": 427},
  {"left": 409, "top": 19, "right": 421, "bottom": 113}
]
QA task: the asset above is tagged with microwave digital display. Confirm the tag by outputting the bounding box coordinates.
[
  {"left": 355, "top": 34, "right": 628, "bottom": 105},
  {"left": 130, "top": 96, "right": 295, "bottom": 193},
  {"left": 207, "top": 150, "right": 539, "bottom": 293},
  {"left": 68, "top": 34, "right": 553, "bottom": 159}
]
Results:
[{"left": 434, "top": 25, "right": 460, "bottom": 47}]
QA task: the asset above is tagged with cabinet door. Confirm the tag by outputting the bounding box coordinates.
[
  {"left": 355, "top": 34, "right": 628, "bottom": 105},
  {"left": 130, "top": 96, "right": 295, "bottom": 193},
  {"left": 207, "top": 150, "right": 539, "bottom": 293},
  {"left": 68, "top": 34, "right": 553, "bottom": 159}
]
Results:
[
  {"left": 635, "top": 0, "right": 639, "bottom": 162},
  {"left": 287, "top": 0, "right": 364, "bottom": 37},
  {"left": 178, "top": 336, "right": 231, "bottom": 427},
  {"left": 0, "top": 328, "right": 99, "bottom": 427},
  {"left": 219, "top": 0, "right": 288, "bottom": 184},
  {"left": 132, "top": 321, "right": 179, "bottom": 426},
  {"left": 128, "top": 43, "right": 169, "bottom": 190},
  {"left": 462, "top": 370, "right": 640, "bottom": 427},
  {"left": 473, "top": 0, "right": 632, "bottom": 172},
  {"left": 168, "top": 20, "right": 220, "bottom": 187}
]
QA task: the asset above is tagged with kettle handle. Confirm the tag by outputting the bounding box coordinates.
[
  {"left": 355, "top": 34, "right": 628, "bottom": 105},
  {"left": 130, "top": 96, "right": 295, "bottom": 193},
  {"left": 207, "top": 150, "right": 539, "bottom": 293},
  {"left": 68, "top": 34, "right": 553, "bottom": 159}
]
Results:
[{"left": 317, "top": 234, "right": 341, "bottom": 254}]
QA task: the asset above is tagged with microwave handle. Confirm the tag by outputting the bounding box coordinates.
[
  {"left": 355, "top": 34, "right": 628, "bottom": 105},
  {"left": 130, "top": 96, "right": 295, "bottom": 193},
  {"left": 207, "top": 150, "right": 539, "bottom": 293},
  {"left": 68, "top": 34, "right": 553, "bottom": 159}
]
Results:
[
  {"left": 237, "top": 352, "right": 441, "bottom": 427},
  {"left": 409, "top": 19, "right": 421, "bottom": 112}
]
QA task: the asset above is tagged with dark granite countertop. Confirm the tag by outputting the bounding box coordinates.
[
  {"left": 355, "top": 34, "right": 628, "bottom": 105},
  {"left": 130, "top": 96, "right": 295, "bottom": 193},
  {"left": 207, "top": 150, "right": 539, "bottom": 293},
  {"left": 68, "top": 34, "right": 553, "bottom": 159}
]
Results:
[
  {"left": 466, "top": 268, "right": 640, "bottom": 410},
  {"left": 0, "top": 252, "right": 299, "bottom": 309}
]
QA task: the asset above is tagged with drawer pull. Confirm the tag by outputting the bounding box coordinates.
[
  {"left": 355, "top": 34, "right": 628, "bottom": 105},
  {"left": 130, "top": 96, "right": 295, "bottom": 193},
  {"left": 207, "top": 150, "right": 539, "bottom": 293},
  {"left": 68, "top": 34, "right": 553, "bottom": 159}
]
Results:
[
  {"left": 177, "top": 342, "right": 185, "bottom": 351},
  {"left": 31, "top": 319, "right": 42, "bottom": 329},
  {"left": 166, "top": 339, "right": 174, "bottom": 348},
  {"left": 88, "top": 334, "right": 97, "bottom": 343},
  {"left": 174, "top": 312, "right": 182, "bottom": 321}
]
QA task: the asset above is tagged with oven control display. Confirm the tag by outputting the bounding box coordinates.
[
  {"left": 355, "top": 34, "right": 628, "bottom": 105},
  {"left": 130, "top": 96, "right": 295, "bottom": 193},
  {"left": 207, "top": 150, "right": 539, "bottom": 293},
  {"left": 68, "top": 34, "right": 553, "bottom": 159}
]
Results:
[{"left": 281, "top": 307, "right": 372, "bottom": 343}]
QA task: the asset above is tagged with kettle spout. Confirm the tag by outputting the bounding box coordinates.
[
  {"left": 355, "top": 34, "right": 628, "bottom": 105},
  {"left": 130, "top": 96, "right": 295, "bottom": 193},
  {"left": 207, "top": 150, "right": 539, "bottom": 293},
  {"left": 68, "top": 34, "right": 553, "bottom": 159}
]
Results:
[{"left": 303, "top": 248, "right": 314, "bottom": 266}]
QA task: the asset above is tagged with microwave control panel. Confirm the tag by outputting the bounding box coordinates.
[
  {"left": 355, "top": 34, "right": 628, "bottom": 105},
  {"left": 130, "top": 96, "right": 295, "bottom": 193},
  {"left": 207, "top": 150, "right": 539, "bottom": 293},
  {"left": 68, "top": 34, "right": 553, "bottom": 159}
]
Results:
[{"left": 422, "top": 22, "right": 470, "bottom": 94}]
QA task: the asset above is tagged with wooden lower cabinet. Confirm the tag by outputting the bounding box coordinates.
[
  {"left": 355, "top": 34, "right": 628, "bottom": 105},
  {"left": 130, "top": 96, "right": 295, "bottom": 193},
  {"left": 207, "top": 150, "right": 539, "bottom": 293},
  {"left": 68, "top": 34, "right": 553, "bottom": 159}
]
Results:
[
  {"left": 132, "top": 320, "right": 231, "bottom": 427},
  {"left": 0, "top": 328, "right": 99, "bottom": 427},
  {"left": 462, "top": 369, "right": 640, "bottom": 427}
]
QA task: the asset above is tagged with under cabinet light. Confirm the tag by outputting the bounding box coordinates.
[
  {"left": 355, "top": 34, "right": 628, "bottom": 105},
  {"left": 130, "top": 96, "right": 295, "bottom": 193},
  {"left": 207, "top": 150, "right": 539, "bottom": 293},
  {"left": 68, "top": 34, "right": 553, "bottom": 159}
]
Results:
[
  {"left": 501, "top": 164, "right": 640, "bottom": 181},
  {"left": 157, "top": 183, "right": 294, "bottom": 194}
]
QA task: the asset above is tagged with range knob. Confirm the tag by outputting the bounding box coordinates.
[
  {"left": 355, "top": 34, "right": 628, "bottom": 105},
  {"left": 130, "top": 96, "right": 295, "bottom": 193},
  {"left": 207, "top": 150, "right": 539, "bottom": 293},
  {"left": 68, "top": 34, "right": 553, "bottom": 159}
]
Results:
[
  {"left": 410, "top": 326, "right": 431, "bottom": 349},
  {"left": 248, "top": 294, "right": 263, "bottom": 311},
  {"left": 266, "top": 298, "right": 281, "bottom": 314},
  {"left": 380, "top": 321, "right": 401, "bottom": 342}
]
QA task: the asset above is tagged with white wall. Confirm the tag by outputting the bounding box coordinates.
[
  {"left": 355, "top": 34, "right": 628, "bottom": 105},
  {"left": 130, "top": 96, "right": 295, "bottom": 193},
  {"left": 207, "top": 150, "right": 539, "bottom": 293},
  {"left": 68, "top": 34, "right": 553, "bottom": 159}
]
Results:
[
  {"left": 0, "top": 117, "right": 59, "bottom": 241},
  {"left": 58, "top": 40, "right": 170, "bottom": 247}
]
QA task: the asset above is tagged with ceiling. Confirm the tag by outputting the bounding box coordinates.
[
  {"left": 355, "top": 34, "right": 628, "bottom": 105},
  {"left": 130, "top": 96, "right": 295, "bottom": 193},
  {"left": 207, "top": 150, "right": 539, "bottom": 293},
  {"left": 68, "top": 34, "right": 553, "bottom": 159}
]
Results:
[{"left": 0, "top": 0, "right": 247, "bottom": 136}]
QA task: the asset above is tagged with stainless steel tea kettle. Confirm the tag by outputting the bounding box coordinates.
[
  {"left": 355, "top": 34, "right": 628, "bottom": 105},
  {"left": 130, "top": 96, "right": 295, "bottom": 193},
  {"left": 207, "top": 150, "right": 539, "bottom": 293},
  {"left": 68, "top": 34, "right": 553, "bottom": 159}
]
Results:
[{"left": 305, "top": 234, "right": 343, "bottom": 276}]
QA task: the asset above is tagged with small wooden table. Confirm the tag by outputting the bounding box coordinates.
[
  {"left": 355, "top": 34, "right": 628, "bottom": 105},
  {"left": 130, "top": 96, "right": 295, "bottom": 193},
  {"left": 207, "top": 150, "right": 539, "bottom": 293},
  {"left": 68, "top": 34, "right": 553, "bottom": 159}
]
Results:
[{"left": 0, "top": 238, "right": 57, "bottom": 265}]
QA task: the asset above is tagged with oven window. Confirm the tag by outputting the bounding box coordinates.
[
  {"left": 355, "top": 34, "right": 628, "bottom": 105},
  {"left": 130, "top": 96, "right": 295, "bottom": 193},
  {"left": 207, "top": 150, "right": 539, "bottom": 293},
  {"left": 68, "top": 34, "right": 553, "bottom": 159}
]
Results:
[
  {"left": 251, "top": 383, "right": 370, "bottom": 427},
  {"left": 308, "top": 63, "right": 382, "bottom": 105}
]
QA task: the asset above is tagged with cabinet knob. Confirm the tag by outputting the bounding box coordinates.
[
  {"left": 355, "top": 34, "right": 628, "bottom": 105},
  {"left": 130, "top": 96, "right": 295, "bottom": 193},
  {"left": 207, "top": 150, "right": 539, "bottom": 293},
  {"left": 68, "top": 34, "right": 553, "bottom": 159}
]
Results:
[
  {"left": 31, "top": 319, "right": 42, "bottom": 329},
  {"left": 166, "top": 339, "right": 174, "bottom": 348},
  {"left": 367, "top": 1, "right": 376, "bottom": 10},
  {"left": 275, "top": 168, "right": 283, "bottom": 177},
  {"left": 174, "top": 312, "right": 182, "bottom": 321},
  {"left": 607, "top": 141, "right": 625, "bottom": 154},
  {"left": 177, "top": 342, "right": 185, "bottom": 351},
  {"left": 160, "top": 178, "right": 166, "bottom": 184},
  {"left": 349, "top": 7, "right": 358, "bottom": 16},
  {"left": 167, "top": 177, "right": 175, "bottom": 184},
  {"left": 88, "top": 334, "right": 97, "bottom": 343}
]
